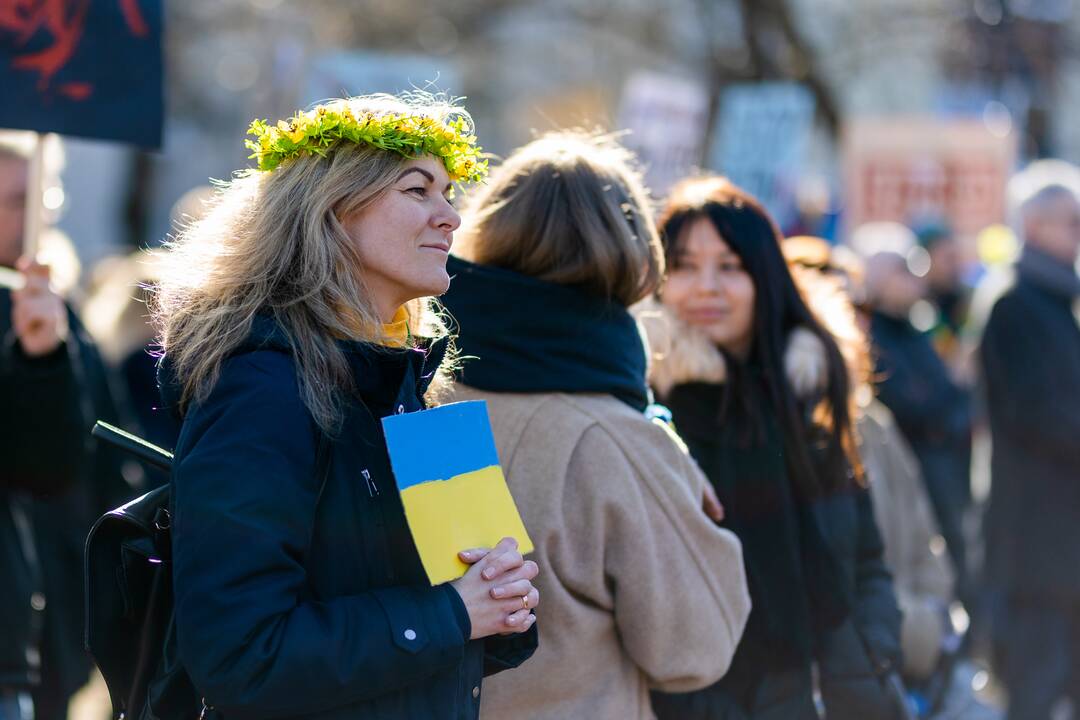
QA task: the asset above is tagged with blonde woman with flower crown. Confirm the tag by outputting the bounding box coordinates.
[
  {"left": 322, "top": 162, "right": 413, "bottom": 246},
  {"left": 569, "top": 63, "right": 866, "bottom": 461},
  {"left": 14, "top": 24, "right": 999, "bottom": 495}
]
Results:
[{"left": 151, "top": 93, "right": 538, "bottom": 720}]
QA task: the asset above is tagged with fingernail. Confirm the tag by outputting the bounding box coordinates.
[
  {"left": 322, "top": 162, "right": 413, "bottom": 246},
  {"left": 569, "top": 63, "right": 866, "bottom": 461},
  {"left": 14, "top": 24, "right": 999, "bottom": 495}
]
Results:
[
  {"left": 492, "top": 587, "right": 504, "bottom": 598},
  {"left": 460, "top": 551, "right": 471, "bottom": 559},
  {"left": 483, "top": 568, "right": 494, "bottom": 580},
  {"left": 507, "top": 615, "right": 519, "bottom": 625}
]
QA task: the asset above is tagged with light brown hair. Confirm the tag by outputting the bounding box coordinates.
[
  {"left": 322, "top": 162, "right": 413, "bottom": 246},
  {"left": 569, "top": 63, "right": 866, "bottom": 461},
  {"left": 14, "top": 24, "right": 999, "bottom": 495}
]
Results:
[{"left": 454, "top": 130, "right": 664, "bottom": 306}]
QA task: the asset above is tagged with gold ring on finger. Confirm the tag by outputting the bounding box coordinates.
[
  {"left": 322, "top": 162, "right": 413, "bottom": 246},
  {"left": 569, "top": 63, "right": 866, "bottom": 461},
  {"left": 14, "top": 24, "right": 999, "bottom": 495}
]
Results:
[{"left": 521, "top": 595, "right": 529, "bottom": 610}]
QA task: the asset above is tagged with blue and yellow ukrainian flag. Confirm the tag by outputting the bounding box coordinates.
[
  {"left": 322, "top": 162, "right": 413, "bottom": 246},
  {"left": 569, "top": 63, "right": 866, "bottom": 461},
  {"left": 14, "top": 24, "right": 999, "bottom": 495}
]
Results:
[{"left": 382, "top": 400, "right": 533, "bottom": 586}]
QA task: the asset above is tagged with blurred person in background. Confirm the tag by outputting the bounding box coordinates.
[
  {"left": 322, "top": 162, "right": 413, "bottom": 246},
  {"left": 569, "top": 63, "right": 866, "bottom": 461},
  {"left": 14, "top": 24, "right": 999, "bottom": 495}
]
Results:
[
  {"left": 441, "top": 130, "right": 751, "bottom": 720},
  {"left": 0, "top": 256, "right": 85, "bottom": 720},
  {"left": 979, "top": 160, "right": 1080, "bottom": 720},
  {"left": 640, "top": 177, "right": 901, "bottom": 720},
  {"left": 854, "top": 222, "right": 973, "bottom": 608},
  {"left": 916, "top": 222, "right": 972, "bottom": 375},
  {"left": 0, "top": 133, "right": 132, "bottom": 720},
  {"left": 784, "top": 237, "right": 1002, "bottom": 720}
]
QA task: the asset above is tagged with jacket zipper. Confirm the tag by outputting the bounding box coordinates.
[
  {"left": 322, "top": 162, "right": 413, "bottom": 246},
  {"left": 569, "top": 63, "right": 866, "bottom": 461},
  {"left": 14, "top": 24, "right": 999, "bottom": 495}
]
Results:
[
  {"left": 360, "top": 465, "right": 395, "bottom": 583},
  {"left": 361, "top": 469, "right": 379, "bottom": 497}
]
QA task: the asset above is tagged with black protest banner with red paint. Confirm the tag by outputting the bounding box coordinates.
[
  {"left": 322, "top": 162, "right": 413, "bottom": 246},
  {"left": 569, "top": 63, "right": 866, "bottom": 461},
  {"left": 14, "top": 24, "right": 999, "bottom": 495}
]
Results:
[{"left": 0, "top": 0, "right": 163, "bottom": 148}]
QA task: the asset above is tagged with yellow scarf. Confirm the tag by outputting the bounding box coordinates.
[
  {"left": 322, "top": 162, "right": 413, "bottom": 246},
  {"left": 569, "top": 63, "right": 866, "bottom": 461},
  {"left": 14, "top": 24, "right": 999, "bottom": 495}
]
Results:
[
  {"left": 335, "top": 304, "right": 410, "bottom": 347},
  {"left": 381, "top": 306, "right": 410, "bottom": 348}
]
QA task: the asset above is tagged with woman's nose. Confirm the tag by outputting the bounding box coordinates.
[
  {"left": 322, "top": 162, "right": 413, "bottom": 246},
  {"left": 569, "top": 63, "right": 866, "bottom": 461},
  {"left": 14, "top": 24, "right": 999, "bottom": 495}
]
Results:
[
  {"left": 696, "top": 267, "right": 722, "bottom": 295},
  {"left": 434, "top": 197, "right": 461, "bottom": 233}
]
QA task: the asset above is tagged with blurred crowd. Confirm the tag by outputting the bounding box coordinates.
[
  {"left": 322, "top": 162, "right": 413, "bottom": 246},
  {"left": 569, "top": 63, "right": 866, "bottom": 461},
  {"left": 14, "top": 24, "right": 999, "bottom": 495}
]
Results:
[{"left": 1, "top": 108, "right": 1079, "bottom": 720}]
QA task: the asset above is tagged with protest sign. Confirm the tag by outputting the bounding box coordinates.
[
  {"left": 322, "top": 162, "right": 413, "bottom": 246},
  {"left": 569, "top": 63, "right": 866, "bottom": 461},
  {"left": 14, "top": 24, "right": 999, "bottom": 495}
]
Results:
[
  {"left": 842, "top": 117, "right": 1017, "bottom": 239},
  {"left": 0, "top": 0, "right": 164, "bottom": 148},
  {"left": 617, "top": 71, "right": 709, "bottom": 195},
  {"left": 709, "top": 82, "right": 816, "bottom": 230},
  {"left": 382, "top": 400, "right": 533, "bottom": 586}
]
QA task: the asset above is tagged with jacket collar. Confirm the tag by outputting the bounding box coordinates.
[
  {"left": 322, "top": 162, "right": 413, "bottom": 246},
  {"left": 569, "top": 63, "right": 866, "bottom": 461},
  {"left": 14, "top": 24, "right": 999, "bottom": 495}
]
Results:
[
  {"left": 632, "top": 296, "right": 827, "bottom": 400},
  {"left": 1017, "top": 244, "right": 1080, "bottom": 299},
  {"left": 159, "top": 313, "right": 448, "bottom": 419}
]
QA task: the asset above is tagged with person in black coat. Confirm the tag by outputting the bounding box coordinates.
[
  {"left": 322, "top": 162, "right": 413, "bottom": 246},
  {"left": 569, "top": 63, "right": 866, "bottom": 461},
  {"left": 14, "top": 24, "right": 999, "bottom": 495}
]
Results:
[
  {"left": 856, "top": 223, "right": 973, "bottom": 602},
  {"left": 151, "top": 94, "right": 538, "bottom": 720},
  {"left": 0, "top": 258, "right": 86, "bottom": 720},
  {"left": 980, "top": 168, "right": 1080, "bottom": 720},
  {"left": 642, "top": 176, "right": 902, "bottom": 720},
  {"left": 0, "top": 135, "right": 135, "bottom": 720}
]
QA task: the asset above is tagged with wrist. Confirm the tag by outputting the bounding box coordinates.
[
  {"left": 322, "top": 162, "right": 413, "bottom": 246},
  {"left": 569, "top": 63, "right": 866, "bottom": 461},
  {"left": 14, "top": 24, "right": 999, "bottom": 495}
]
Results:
[{"left": 441, "top": 582, "right": 472, "bottom": 642}]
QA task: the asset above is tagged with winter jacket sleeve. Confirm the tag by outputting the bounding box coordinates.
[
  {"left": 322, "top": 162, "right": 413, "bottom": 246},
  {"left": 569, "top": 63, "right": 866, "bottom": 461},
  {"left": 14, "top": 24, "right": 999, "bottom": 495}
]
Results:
[
  {"left": 0, "top": 329, "right": 86, "bottom": 495},
  {"left": 874, "top": 327, "right": 970, "bottom": 444},
  {"left": 561, "top": 418, "right": 751, "bottom": 693},
  {"left": 482, "top": 625, "right": 539, "bottom": 677},
  {"left": 850, "top": 488, "right": 903, "bottom": 671},
  {"left": 171, "top": 352, "right": 470, "bottom": 719}
]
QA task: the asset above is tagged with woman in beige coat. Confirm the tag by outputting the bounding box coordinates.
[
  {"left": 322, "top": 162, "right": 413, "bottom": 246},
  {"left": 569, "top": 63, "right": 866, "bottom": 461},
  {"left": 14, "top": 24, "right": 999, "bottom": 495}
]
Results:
[{"left": 440, "top": 131, "right": 751, "bottom": 720}]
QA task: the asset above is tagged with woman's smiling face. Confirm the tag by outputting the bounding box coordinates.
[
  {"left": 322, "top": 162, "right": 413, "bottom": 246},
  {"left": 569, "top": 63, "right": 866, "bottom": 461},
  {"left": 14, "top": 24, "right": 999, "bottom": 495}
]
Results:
[
  {"left": 340, "top": 156, "right": 461, "bottom": 321},
  {"left": 661, "top": 217, "right": 757, "bottom": 359}
]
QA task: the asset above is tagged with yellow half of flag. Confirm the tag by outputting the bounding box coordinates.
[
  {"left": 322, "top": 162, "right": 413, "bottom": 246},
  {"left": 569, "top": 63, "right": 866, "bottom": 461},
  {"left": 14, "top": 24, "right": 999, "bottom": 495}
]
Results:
[{"left": 399, "top": 464, "right": 533, "bottom": 586}]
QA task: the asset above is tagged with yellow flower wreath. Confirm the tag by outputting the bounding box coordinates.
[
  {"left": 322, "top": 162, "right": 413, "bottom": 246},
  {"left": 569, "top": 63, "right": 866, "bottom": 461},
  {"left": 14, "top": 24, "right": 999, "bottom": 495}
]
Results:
[{"left": 244, "top": 99, "right": 487, "bottom": 183}]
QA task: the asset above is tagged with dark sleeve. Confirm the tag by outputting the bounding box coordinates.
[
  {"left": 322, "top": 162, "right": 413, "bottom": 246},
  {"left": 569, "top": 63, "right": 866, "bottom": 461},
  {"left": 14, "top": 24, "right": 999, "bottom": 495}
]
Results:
[
  {"left": 171, "top": 352, "right": 471, "bottom": 719},
  {"left": 0, "top": 331, "right": 87, "bottom": 494},
  {"left": 875, "top": 339, "right": 969, "bottom": 443},
  {"left": 851, "top": 489, "right": 903, "bottom": 669},
  {"left": 980, "top": 293, "right": 1080, "bottom": 462},
  {"left": 482, "top": 624, "right": 538, "bottom": 677}
]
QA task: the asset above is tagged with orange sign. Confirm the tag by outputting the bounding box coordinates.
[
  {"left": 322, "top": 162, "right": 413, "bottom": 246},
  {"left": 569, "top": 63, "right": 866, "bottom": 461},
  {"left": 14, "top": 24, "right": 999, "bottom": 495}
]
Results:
[{"left": 842, "top": 118, "right": 1017, "bottom": 238}]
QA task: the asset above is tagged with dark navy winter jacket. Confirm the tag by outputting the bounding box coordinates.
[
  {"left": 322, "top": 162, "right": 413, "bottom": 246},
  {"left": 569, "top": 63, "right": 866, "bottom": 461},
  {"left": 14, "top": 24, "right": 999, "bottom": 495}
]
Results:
[{"left": 163, "top": 317, "right": 536, "bottom": 719}]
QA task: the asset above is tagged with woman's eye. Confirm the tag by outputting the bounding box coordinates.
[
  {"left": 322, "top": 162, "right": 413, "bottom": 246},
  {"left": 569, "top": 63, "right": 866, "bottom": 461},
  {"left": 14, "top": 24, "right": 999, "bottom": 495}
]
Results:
[
  {"left": 406, "top": 186, "right": 427, "bottom": 197},
  {"left": 720, "top": 262, "right": 743, "bottom": 273}
]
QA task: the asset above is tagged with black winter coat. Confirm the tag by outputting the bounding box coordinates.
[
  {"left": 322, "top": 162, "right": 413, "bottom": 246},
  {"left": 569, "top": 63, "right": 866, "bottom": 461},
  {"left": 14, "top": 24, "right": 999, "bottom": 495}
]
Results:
[
  {"left": 869, "top": 313, "right": 971, "bottom": 516},
  {"left": 653, "top": 379, "right": 901, "bottom": 719},
  {"left": 0, "top": 289, "right": 132, "bottom": 700},
  {"left": 162, "top": 317, "right": 536, "bottom": 720},
  {"left": 980, "top": 270, "right": 1080, "bottom": 600},
  {"left": 870, "top": 311, "right": 972, "bottom": 595}
]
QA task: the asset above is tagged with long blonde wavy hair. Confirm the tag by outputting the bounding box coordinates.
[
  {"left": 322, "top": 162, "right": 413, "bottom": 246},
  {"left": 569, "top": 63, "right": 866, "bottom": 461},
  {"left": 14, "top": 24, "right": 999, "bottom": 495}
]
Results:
[{"left": 153, "top": 93, "right": 464, "bottom": 432}]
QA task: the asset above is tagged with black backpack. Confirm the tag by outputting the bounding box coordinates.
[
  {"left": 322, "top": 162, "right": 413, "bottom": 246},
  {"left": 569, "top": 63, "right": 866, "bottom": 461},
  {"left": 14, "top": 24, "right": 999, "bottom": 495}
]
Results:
[{"left": 85, "top": 421, "right": 330, "bottom": 719}]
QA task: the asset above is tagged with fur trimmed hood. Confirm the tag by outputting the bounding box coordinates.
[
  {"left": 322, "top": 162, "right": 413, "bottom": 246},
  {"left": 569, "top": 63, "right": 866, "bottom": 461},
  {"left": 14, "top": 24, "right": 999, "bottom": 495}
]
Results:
[{"left": 632, "top": 296, "right": 828, "bottom": 400}]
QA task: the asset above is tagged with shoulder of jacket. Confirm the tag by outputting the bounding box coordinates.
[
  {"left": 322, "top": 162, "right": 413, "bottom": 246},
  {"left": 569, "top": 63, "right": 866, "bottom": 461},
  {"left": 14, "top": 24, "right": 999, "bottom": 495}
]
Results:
[
  {"left": 557, "top": 394, "right": 696, "bottom": 472},
  {"left": 223, "top": 348, "right": 298, "bottom": 378},
  {"left": 193, "top": 350, "right": 304, "bottom": 417}
]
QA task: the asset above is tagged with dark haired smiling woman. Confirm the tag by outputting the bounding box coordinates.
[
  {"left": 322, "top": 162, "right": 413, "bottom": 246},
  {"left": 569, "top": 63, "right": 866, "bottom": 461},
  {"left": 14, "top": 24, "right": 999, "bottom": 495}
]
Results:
[
  {"left": 640, "top": 176, "right": 902, "bottom": 720},
  {"left": 152, "top": 94, "right": 538, "bottom": 720}
]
